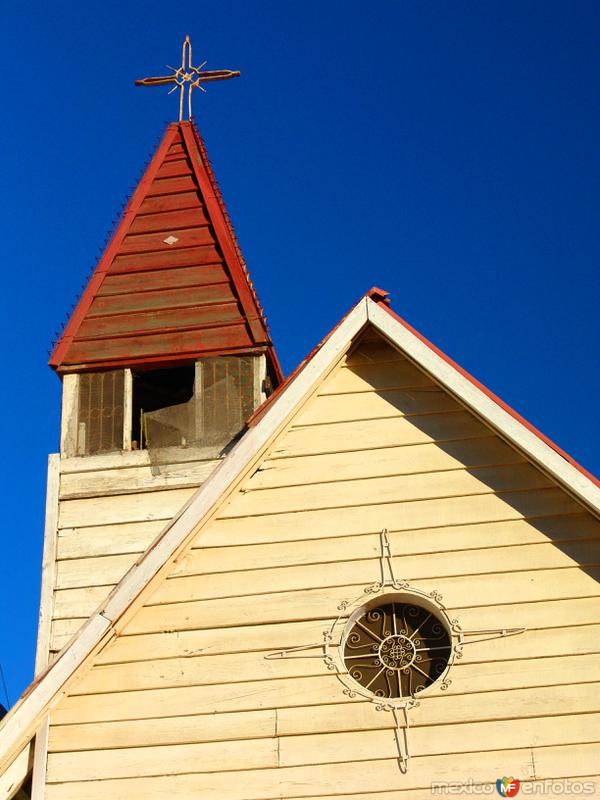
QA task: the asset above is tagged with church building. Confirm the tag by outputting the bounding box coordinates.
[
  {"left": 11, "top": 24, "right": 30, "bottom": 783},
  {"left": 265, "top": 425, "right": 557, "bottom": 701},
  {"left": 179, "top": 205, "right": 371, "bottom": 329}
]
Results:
[{"left": 1, "top": 38, "right": 599, "bottom": 800}]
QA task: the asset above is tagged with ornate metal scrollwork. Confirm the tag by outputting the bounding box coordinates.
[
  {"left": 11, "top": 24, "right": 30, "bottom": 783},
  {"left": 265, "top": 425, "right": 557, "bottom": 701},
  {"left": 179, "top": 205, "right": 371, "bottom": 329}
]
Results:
[
  {"left": 266, "top": 528, "right": 526, "bottom": 772},
  {"left": 341, "top": 600, "right": 452, "bottom": 700}
]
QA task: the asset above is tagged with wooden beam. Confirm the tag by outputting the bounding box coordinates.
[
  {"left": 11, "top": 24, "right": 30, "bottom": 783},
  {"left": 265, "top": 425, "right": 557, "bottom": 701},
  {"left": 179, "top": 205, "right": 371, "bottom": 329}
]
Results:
[{"left": 0, "top": 617, "right": 112, "bottom": 775}]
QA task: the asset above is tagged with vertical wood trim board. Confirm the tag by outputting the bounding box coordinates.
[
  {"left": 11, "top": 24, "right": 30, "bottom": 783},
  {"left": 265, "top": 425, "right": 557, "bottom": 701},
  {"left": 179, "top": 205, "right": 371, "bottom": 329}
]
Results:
[
  {"left": 30, "top": 718, "right": 49, "bottom": 800},
  {"left": 59, "top": 376, "right": 78, "bottom": 459},
  {"left": 32, "top": 455, "right": 60, "bottom": 800},
  {"left": 254, "top": 355, "right": 267, "bottom": 407},
  {"left": 123, "top": 369, "right": 133, "bottom": 451},
  {"left": 35, "top": 455, "right": 60, "bottom": 675},
  {"left": 0, "top": 743, "right": 32, "bottom": 800}
]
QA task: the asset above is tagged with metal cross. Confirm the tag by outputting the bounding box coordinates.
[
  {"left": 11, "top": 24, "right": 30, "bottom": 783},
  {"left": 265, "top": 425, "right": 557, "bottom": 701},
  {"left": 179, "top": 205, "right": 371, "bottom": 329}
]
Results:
[{"left": 135, "top": 35, "right": 240, "bottom": 121}]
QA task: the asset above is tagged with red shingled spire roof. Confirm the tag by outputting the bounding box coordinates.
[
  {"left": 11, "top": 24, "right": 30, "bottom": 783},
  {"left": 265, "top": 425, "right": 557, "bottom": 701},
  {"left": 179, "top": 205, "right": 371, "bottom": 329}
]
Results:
[{"left": 50, "top": 121, "right": 282, "bottom": 381}]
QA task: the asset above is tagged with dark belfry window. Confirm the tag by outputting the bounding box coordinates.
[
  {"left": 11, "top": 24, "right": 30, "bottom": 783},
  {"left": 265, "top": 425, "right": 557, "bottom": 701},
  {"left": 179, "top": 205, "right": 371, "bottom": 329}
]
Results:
[
  {"left": 132, "top": 366, "right": 195, "bottom": 450},
  {"left": 132, "top": 357, "right": 257, "bottom": 452},
  {"left": 77, "top": 370, "right": 125, "bottom": 455}
]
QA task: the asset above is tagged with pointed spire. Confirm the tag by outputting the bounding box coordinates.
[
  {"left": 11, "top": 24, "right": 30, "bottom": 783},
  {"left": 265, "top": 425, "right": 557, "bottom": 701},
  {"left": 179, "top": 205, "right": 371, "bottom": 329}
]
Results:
[{"left": 50, "top": 121, "right": 282, "bottom": 381}]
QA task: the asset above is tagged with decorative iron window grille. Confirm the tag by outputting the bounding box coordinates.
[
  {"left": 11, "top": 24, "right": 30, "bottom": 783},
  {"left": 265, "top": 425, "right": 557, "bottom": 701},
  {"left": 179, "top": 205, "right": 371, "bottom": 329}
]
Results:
[
  {"left": 77, "top": 370, "right": 125, "bottom": 455},
  {"left": 342, "top": 599, "right": 452, "bottom": 699},
  {"left": 199, "top": 356, "right": 256, "bottom": 447},
  {"left": 266, "top": 530, "right": 526, "bottom": 772}
]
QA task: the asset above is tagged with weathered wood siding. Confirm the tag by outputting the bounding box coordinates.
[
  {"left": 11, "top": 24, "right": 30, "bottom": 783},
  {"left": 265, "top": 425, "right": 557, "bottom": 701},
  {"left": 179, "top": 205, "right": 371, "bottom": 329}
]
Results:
[
  {"left": 48, "top": 447, "right": 221, "bottom": 655},
  {"left": 44, "top": 334, "right": 600, "bottom": 797}
]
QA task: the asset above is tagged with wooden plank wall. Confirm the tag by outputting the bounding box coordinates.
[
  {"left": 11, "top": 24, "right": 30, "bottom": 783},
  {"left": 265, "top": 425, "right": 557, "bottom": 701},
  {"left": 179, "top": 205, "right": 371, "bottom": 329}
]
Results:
[
  {"left": 49, "top": 447, "right": 221, "bottom": 655},
  {"left": 44, "top": 334, "right": 600, "bottom": 797}
]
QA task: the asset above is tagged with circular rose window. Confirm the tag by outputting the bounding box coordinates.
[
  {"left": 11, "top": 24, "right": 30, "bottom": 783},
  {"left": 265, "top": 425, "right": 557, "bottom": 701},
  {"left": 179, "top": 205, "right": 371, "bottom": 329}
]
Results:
[{"left": 342, "top": 598, "right": 452, "bottom": 699}]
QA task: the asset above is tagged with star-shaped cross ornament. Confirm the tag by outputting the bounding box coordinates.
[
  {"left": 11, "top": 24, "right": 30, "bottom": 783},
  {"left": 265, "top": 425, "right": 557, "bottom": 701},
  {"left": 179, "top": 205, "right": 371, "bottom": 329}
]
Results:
[{"left": 135, "top": 35, "right": 240, "bottom": 121}]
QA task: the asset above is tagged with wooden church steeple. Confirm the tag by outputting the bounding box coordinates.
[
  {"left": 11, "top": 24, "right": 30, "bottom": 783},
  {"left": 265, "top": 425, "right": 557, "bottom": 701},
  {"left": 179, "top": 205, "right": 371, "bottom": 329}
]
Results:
[
  {"left": 49, "top": 120, "right": 281, "bottom": 377},
  {"left": 50, "top": 119, "right": 282, "bottom": 457},
  {"left": 27, "top": 44, "right": 288, "bottom": 689}
]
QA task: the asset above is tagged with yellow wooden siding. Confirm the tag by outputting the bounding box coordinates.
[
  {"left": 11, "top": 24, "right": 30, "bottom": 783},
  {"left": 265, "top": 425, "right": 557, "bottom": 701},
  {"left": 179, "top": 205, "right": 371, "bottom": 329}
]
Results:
[
  {"left": 50, "top": 678, "right": 600, "bottom": 733},
  {"left": 57, "top": 487, "right": 196, "bottom": 529},
  {"left": 250, "top": 436, "right": 526, "bottom": 488},
  {"left": 47, "top": 705, "right": 600, "bottom": 753},
  {"left": 44, "top": 714, "right": 600, "bottom": 780},
  {"left": 49, "top": 452, "right": 219, "bottom": 656},
  {"left": 95, "top": 595, "right": 600, "bottom": 665},
  {"left": 178, "top": 514, "right": 600, "bottom": 572},
  {"left": 59, "top": 457, "right": 220, "bottom": 500},
  {"left": 44, "top": 743, "right": 600, "bottom": 799},
  {"left": 44, "top": 334, "right": 600, "bottom": 797},
  {"left": 69, "top": 643, "right": 600, "bottom": 696},
  {"left": 201, "top": 490, "right": 582, "bottom": 546}
]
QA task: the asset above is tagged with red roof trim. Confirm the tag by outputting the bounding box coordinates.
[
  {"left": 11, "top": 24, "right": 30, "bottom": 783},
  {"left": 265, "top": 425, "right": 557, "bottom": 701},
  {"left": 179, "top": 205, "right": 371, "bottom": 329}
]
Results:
[{"left": 372, "top": 293, "right": 600, "bottom": 488}]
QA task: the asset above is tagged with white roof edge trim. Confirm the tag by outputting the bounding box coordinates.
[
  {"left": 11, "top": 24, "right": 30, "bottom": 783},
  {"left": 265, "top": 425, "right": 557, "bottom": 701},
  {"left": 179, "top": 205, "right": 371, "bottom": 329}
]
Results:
[
  {"left": 0, "top": 615, "right": 109, "bottom": 774},
  {"left": 366, "top": 297, "right": 600, "bottom": 515},
  {"left": 0, "top": 297, "right": 370, "bottom": 774},
  {"left": 0, "top": 741, "right": 32, "bottom": 799}
]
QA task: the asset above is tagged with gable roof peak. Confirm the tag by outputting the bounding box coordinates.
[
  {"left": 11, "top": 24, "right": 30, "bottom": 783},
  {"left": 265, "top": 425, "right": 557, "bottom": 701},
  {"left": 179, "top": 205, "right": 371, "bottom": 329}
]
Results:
[
  {"left": 366, "top": 286, "right": 391, "bottom": 305},
  {"left": 50, "top": 120, "right": 282, "bottom": 381}
]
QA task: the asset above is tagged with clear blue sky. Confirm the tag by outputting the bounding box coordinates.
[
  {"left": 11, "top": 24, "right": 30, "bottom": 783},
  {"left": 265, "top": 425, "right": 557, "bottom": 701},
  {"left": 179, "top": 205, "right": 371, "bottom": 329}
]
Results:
[{"left": 0, "top": 0, "right": 598, "bottom": 703}]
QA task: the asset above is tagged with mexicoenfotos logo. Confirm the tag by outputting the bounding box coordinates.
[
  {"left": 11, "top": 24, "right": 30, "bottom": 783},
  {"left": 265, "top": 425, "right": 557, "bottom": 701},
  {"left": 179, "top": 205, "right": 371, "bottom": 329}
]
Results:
[
  {"left": 496, "top": 777, "right": 520, "bottom": 797},
  {"left": 431, "top": 777, "right": 597, "bottom": 795}
]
